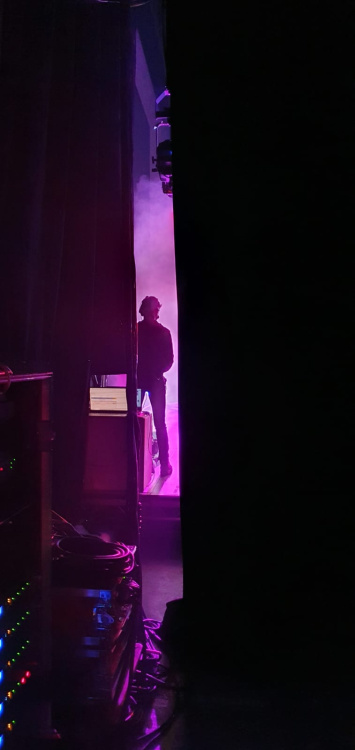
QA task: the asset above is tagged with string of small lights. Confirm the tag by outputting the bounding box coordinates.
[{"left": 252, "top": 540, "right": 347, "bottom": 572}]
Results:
[{"left": 0, "top": 581, "right": 34, "bottom": 746}]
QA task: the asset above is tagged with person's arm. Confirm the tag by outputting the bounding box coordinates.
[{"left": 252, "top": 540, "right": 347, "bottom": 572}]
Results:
[{"left": 161, "top": 329, "right": 174, "bottom": 373}]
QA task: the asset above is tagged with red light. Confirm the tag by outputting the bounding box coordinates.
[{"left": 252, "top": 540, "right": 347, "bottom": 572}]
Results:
[
  {"left": 0, "top": 467, "right": 3, "bottom": 472},
  {"left": 20, "top": 677, "right": 26, "bottom": 684},
  {"left": 25, "top": 671, "right": 31, "bottom": 678}
]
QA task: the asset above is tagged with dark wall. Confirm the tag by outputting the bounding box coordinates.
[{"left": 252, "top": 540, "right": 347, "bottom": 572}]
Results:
[
  {"left": 132, "top": 89, "right": 151, "bottom": 187},
  {"left": 167, "top": 3, "right": 355, "bottom": 682},
  {"left": 133, "top": 0, "right": 166, "bottom": 98}
]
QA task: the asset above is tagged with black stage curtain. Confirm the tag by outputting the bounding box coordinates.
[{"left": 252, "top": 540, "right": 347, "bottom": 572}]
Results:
[
  {"left": 167, "top": 2, "right": 355, "bottom": 683},
  {"left": 0, "top": 0, "right": 137, "bottom": 524}
]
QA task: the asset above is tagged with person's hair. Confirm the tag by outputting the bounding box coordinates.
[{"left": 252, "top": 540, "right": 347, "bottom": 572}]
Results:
[{"left": 139, "top": 296, "right": 161, "bottom": 316}]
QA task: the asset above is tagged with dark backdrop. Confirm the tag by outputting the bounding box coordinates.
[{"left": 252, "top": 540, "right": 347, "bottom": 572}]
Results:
[
  {"left": 0, "top": 0, "right": 137, "bottom": 521},
  {"left": 167, "top": 2, "right": 355, "bottom": 683}
]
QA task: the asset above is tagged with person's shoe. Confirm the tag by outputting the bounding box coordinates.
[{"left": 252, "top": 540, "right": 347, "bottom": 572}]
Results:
[{"left": 160, "top": 462, "right": 173, "bottom": 478}]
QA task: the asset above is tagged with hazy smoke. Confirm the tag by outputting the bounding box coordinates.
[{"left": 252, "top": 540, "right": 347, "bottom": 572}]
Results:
[{"left": 134, "top": 176, "right": 178, "bottom": 404}]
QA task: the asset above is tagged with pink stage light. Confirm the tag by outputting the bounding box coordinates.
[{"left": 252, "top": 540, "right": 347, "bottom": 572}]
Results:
[{"left": 134, "top": 176, "right": 178, "bottom": 405}]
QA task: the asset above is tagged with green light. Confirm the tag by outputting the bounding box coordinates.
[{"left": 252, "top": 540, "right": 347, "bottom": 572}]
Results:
[
  {"left": 16, "top": 652, "right": 20, "bottom": 656},
  {"left": 21, "top": 617, "right": 25, "bottom": 621},
  {"left": 26, "top": 640, "right": 30, "bottom": 644}
]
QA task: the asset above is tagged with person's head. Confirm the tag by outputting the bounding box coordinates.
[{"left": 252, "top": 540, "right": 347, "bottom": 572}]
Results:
[{"left": 139, "top": 296, "right": 161, "bottom": 322}]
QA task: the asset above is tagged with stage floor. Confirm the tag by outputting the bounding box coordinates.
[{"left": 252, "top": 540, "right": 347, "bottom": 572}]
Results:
[{"left": 141, "top": 402, "right": 180, "bottom": 497}]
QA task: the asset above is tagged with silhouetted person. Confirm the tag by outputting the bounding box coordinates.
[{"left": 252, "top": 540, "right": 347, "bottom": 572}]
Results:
[{"left": 137, "top": 296, "right": 174, "bottom": 477}]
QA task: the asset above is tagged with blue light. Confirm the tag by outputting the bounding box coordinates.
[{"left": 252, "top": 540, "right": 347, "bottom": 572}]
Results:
[
  {"left": 0, "top": 607, "right": 3, "bottom": 617},
  {"left": 0, "top": 734, "right": 4, "bottom": 747},
  {"left": 0, "top": 639, "right": 3, "bottom": 650},
  {"left": 0, "top": 670, "right": 3, "bottom": 682},
  {"left": 99, "top": 590, "right": 111, "bottom": 602},
  {"left": 0, "top": 702, "right": 3, "bottom": 715}
]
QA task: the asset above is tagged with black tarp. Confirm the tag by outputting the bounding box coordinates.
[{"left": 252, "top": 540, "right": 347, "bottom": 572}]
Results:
[{"left": 167, "top": 2, "right": 355, "bottom": 683}]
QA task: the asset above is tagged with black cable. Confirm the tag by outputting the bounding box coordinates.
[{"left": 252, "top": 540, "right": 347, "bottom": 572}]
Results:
[
  {"left": 0, "top": 503, "right": 32, "bottom": 527},
  {"left": 143, "top": 619, "right": 163, "bottom": 644},
  {"left": 110, "top": 598, "right": 140, "bottom": 710},
  {"left": 146, "top": 634, "right": 162, "bottom": 645},
  {"left": 125, "top": 609, "right": 186, "bottom": 750},
  {"left": 142, "top": 630, "right": 161, "bottom": 662},
  {"left": 128, "top": 683, "right": 183, "bottom": 750},
  {"left": 134, "top": 670, "right": 180, "bottom": 691},
  {"left": 112, "top": 637, "right": 134, "bottom": 706},
  {"left": 51, "top": 509, "right": 81, "bottom": 538},
  {"left": 52, "top": 508, "right": 80, "bottom": 532},
  {"left": 97, "top": 0, "right": 150, "bottom": 6},
  {"left": 132, "top": 688, "right": 182, "bottom": 750},
  {"left": 0, "top": 363, "right": 13, "bottom": 394},
  {"left": 143, "top": 618, "right": 160, "bottom": 629}
]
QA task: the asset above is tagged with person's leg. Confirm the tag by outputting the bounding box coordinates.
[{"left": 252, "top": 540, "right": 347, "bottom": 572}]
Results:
[
  {"left": 139, "top": 388, "right": 147, "bottom": 412},
  {"left": 149, "top": 378, "right": 172, "bottom": 475}
]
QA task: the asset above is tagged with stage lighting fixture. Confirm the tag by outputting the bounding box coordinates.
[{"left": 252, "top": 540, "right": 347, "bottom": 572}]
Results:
[{"left": 152, "top": 89, "right": 173, "bottom": 196}]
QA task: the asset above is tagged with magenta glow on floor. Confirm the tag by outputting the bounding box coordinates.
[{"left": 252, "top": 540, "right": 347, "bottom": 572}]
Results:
[{"left": 142, "top": 402, "right": 180, "bottom": 496}]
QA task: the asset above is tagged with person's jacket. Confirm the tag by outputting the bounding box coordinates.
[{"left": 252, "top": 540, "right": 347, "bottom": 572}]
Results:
[{"left": 137, "top": 320, "right": 174, "bottom": 389}]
